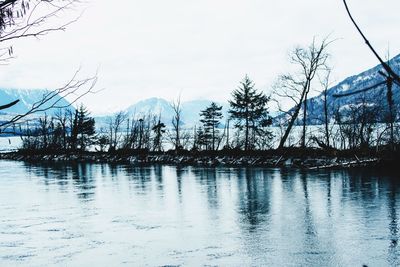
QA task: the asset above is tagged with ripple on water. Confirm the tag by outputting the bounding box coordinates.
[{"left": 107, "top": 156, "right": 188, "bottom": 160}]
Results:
[
  {"left": 0, "top": 241, "right": 25, "bottom": 248},
  {"left": 2, "top": 253, "right": 36, "bottom": 261},
  {"left": 206, "top": 252, "right": 235, "bottom": 260},
  {"left": 0, "top": 231, "right": 26, "bottom": 235},
  {"left": 111, "top": 217, "right": 162, "bottom": 231}
]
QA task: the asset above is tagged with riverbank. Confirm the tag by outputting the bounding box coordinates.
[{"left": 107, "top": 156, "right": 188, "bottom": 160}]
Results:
[{"left": 0, "top": 148, "right": 389, "bottom": 169}]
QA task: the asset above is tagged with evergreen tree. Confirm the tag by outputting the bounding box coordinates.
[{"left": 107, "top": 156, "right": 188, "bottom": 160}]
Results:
[
  {"left": 200, "top": 102, "right": 223, "bottom": 150},
  {"left": 194, "top": 126, "right": 208, "bottom": 151},
  {"left": 229, "top": 75, "right": 273, "bottom": 150},
  {"left": 71, "top": 104, "right": 96, "bottom": 151}
]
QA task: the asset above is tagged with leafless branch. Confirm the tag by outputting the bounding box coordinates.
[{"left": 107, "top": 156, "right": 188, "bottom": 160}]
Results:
[
  {"left": 0, "top": 0, "right": 82, "bottom": 60},
  {"left": 0, "top": 68, "right": 97, "bottom": 131},
  {"left": 342, "top": 0, "right": 400, "bottom": 83}
]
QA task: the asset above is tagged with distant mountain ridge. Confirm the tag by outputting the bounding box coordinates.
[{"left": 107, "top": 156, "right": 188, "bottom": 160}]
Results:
[
  {"left": 290, "top": 53, "right": 400, "bottom": 124},
  {"left": 0, "top": 88, "right": 71, "bottom": 115},
  {"left": 122, "top": 97, "right": 229, "bottom": 126},
  {"left": 122, "top": 55, "right": 400, "bottom": 127},
  {"left": 5, "top": 54, "right": 399, "bottom": 128}
]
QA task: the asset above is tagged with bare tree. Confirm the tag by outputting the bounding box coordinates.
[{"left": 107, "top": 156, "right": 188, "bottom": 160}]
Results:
[
  {"left": 275, "top": 37, "right": 331, "bottom": 149},
  {"left": 170, "top": 96, "right": 182, "bottom": 151},
  {"left": 179, "top": 128, "right": 193, "bottom": 151},
  {"left": 107, "top": 111, "right": 127, "bottom": 151},
  {"left": 20, "top": 104, "right": 95, "bottom": 151},
  {"left": 335, "top": 94, "right": 379, "bottom": 150},
  {"left": 317, "top": 69, "right": 335, "bottom": 149},
  {"left": 54, "top": 108, "right": 72, "bottom": 149}
]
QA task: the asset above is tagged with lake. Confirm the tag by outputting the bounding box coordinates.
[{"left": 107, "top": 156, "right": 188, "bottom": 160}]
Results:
[{"left": 0, "top": 160, "right": 398, "bottom": 266}]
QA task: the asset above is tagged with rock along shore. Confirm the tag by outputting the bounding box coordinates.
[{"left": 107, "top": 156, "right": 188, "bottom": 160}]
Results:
[{"left": 0, "top": 151, "right": 382, "bottom": 170}]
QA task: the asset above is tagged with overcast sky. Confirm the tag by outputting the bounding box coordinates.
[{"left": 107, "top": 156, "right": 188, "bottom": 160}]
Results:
[{"left": 0, "top": 0, "right": 399, "bottom": 114}]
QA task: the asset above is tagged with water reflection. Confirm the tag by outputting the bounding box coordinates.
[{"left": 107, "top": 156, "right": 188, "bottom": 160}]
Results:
[
  {"left": 387, "top": 177, "right": 400, "bottom": 265},
  {"left": 0, "top": 161, "right": 398, "bottom": 266},
  {"left": 24, "top": 162, "right": 97, "bottom": 201},
  {"left": 235, "top": 168, "right": 271, "bottom": 231}
]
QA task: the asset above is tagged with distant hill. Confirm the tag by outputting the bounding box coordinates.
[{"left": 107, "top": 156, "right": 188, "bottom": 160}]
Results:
[
  {"left": 122, "top": 97, "right": 229, "bottom": 127},
  {"left": 121, "top": 53, "right": 400, "bottom": 128},
  {"left": 0, "top": 88, "right": 71, "bottom": 115},
  {"left": 284, "top": 54, "right": 400, "bottom": 125}
]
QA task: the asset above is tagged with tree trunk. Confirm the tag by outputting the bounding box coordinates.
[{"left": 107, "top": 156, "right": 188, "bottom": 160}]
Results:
[
  {"left": 324, "top": 90, "right": 330, "bottom": 148},
  {"left": 226, "top": 119, "right": 230, "bottom": 149},
  {"left": 245, "top": 117, "right": 249, "bottom": 151},
  {"left": 302, "top": 96, "right": 307, "bottom": 148},
  {"left": 278, "top": 80, "right": 309, "bottom": 149},
  {"left": 301, "top": 81, "right": 312, "bottom": 148},
  {"left": 387, "top": 79, "right": 395, "bottom": 150},
  {"left": 212, "top": 125, "right": 215, "bottom": 151}
]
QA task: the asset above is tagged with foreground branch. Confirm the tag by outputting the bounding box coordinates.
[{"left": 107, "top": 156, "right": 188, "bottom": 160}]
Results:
[
  {"left": 0, "top": 69, "right": 98, "bottom": 131},
  {"left": 342, "top": 0, "right": 400, "bottom": 83}
]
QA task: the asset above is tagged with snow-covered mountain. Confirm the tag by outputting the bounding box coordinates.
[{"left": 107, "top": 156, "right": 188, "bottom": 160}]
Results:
[
  {"left": 120, "top": 54, "right": 400, "bottom": 128},
  {"left": 124, "top": 97, "right": 229, "bottom": 126},
  {"left": 0, "top": 88, "right": 71, "bottom": 115},
  {"left": 291, "top": 54, "right": 400, "bottom": 124},
  {"left": 125, "top": 97, "right": 173, "bottom": 121},
  {"left": 96, "top": 97, "right": 229, "bottom": 128}
]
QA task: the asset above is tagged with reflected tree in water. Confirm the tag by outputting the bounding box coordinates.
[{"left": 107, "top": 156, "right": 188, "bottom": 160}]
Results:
[
  {"left": 192, "top": 168, "right": 219, "bottom": 209},
  {"left": 236, "top": 168, "right": 271, "bottom": 231},
  {"left": 124, "top": 165, "right": 152, "bottom": 193},
  {"left": 153, "top": 165, "right": 164, "bottom": 191},
  {"left": 387, "top": 177, "right": 400, "bottom": 265}
]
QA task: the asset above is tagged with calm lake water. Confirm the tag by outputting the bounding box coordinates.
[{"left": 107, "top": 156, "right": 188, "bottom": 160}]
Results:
[{"left": 0, "top": 160, "right": 399, "bottom": 266}]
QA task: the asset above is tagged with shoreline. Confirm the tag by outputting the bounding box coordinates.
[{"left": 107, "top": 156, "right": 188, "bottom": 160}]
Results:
[{"left": 0, "top": 149, "right": 389, "bottom": 170}]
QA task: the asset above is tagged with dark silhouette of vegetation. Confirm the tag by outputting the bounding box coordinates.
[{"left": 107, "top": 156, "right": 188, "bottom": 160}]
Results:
[
  {"left": 73, "top": 104, "right": 96, "bottom": 151},
  {"left": 229, "top": 75, "right": 273, "bottom": 151},
  {"left": 334, "top": 95, "right": 379, "bottom": 150},
  {"left": 199, "top": 102, "right": 223, "bottom": 151},
  {"left": 321, "top": 70, "right": 333, "bottom": 149},
  {"left": 2, "top": 1, "right": 400, "bottom": 167},
  {"left": 106, "top": 111, "right": 127, "bottom": 151},
  {"left": 152, "top": 116, "right": 166, "bottom": 152},
  {"left": 274, "top": 38, "right": 331, "bottom": 149},
  {"left": 194, "top": 126, "right": 207, "bottom": 151},
  {"left": 21, "top": 104, "right": 95, "bottom": 151},
  {"left": 335, "top": 0, "right": 400, "bottom": 151},
  {"left": 170, "top": 96, "right": 182, "bottom": 151}
]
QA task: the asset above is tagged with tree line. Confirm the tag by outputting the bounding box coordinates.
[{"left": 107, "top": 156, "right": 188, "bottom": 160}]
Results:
[
  {"left": 13, "top": 36, "right": 400, "bottom": 153},
  {"left": 17, "top": 74, "right": 275, "bottom": 153},
  {"left": 0, "top": 34, "right": 397, "bottom": 154}
]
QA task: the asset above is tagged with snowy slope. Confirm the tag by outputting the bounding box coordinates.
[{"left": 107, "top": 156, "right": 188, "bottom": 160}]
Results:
[
  {"left": 291, "top": 54, "right": 400, "bottom": 124},
  {"left": 97, "top": 98, "right": 229, "bottom": 127},
  {"left": 0, "top": 88, "right": 71, "bottom": 115}
]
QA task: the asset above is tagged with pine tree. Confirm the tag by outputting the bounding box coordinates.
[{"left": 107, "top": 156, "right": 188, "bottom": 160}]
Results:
[
  {"left": 194, "top": 126, "right": 208, "bottom": 151},
  {"left": 200, "top": 102, "right": 223, "bottom": 150},
  {"left": 71, "top": 104, "right": 95, "bottom": 151},
  {"left": 229, "top": 75, "right": 273, "bottom": 151}
]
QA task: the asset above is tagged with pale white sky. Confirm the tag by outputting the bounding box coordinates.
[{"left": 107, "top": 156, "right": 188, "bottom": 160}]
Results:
[{"left": 0, "top": 0, "right": 398, "bottom": 114}]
